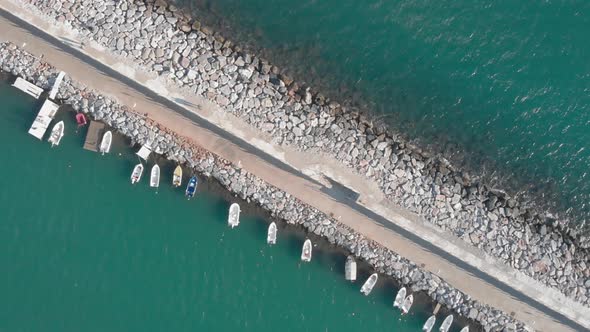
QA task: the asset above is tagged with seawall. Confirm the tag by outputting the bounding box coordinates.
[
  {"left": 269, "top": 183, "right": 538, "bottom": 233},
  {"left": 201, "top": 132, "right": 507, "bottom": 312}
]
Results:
[
  {"left": 0, "top": 42, "right": 522, "bottom": 331},
  {"left": 2, "top": 0, "right": 590, "bottom": 329},
  {"left": 12, "top": 0, "right": 589, "bottom": 310}
]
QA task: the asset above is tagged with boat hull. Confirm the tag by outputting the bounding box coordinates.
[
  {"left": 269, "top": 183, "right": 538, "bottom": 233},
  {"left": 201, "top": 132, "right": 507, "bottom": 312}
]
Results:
[
  {"left": 130, "top": 164, "right": 143, "bottom": 184},
  {"left": 228, "top": 203, "right": 241, "bottom": 228},
  {"left": 439, "top": 315, "right": 454, "bottom": 332},
  {"left": 423, "top": 315, "right": 436, "bottom": 332},
  {"left": 48, "top": 121, "right": 64, "bottom": 147},
  {"left": 345, "top": 256, "right": 357, "bottom": 281},
  {"left": 393, "top": 287, "right": 406, "bottom": 308},
  {"left": 301, "top": 239, "right": 312, "bottom": 262},
  {"left": 360, "top": 273, "right": 378, "bottom": 295},
  {"left": 99, "top": 131, "right": 112, "bottom": 154},
  {"left": 185, "top": 176, "right": 198, "bottom": 198},
  {"left": 172, "top": 166, "right": 182, "bottom": 187},
  {"left": 401, "top": 294, "right": 413, "bottom": 315},
  {"left": 150, "top": 165, "right": 160, "bottom": 188},
  {"left": 267, "top": 222, "right": 277, "bottom": 244}
]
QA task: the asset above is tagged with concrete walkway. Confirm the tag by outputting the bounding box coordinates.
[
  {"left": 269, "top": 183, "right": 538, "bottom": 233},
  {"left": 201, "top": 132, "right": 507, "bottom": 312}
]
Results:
[{"left": 1, "top": 2, "right": 588, "bottom": 331}]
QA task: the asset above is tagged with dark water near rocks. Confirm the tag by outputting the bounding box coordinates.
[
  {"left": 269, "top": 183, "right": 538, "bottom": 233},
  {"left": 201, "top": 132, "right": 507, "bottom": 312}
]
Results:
[
  {"left": 178, "top": 0, "right": 590, "bottom": 229},
  {"left": 1, "top": 80, "right": 469, "bottom": 331}
]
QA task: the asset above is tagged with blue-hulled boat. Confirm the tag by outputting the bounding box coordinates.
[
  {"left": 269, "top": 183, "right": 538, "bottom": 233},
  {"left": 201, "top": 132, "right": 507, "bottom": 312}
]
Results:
[{"left": 185, "top": 176, "right": 198, "bottom": 199}]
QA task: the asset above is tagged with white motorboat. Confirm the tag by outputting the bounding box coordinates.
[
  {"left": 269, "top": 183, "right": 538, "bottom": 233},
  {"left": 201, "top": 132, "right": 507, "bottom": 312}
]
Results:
[
  {"left": 99, "top": 130, "right": 112, "bottom": 154},
  {"left": 228, "top": 203, "right": 240, "bottom": 228},
  {"left": 393, "top": 287, "right": 406, "bottom": 308},
  {"left": 459, "top": 327, "right": 469, "bottom": 332},
  {"left": 150, "top": 164, "right": 160, "bottom": 188},
  {"left": 267, "top": 222, "right": 277, "bottom": 244},
  {"left": 422, "top": 315, "right": 436, "bottom": 332},
  {"left": 301, "top": 239, "right": 312, "bottom": 262},
  {"left": 130, "top": 164, "right": 143, "bottom": 184},
  {"left": 345, "top": 256, "right": 357, "bottom": 282},
  {"left": 360, "top": 273, "right": 378, "bottom": 295},
  {"left": 401, "top": 294, "right": 414, "bottom": 315},
  {"left": 439, "top": 315, "right": 454, "bottom": 332},
  {"left": 172, "top": 165, "right": 182, "bottom": 187},
  {"left": 47, "top": 121, "right": 64, "bottom": 147}
]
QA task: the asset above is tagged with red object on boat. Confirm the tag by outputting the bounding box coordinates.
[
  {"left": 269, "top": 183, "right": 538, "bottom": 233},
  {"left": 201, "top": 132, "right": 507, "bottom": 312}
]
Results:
[{"left": 75, "top": 113, "right": 87, "bottom": 126}]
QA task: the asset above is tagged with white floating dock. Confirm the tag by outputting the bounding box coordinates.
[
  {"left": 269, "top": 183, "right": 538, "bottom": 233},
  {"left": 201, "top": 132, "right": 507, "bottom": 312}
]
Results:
[
  {"left": 48, "top": 71, "right": 66, "bottom": 100},
  {"left": 28, "top": 99, "right": 59, "bottom": 140},
  {"left": 136, "top": 145, "right": 152, "bottom": 160},
  {"left": 12, "top": 77, "right": 43, "bottom": 99}
]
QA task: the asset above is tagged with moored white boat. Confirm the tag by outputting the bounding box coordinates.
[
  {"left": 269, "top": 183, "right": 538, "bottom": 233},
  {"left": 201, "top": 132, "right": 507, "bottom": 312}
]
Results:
[
  {"left": 47, "top": 121, "right": 64, "bottom": 147},
  {"left": 130, "top": 164, "right": 144, "bottom": 184},
  {"left": 401, "top": 294, "right": 414, "bottom": 315},
  {"left": 360, "top": 273, "right": 378, "bottom": 295},
  {"left": 228, "top": 203, "right": 241, "bottom": 228},
  {"left": 150, "top": 164, "right": 160, "bottom": 188},
  {"left": 172, "top": 165, "right": 182, "bottom": 187},
  {"left": 439, "top": 315, "right": 454, "bottom": 332},
  {"left": 422, "top": 315, "right": 436, "bottom": 332},
  {"left": 267, "top": 222, "right": 277, "bottom": 244},
  {"left": 345, "top": 255, "right": 357, "bottom": 282},
  {"left": 393, "top": 287, "right": 406, "bottom": 308},
  {"left": 99, "top": 130, "right": 112, "bottom": 154},
  {"left": 301, "top": 239, "right": 312, "bottom": 262},
  {"left": 459, "top": 327, "right": 469, "bottom": 332}
]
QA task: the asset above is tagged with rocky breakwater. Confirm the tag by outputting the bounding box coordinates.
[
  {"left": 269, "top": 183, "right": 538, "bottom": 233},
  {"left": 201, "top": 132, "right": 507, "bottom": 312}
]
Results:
[
  {"left": 18, "top": 0, "right": 590, "bottom": 308},
  {"left": 15, "top": 0, "right": 590, "bottom": 309},
  {"left": 0, "top": 42, "right": 528, "bottom": 331}
]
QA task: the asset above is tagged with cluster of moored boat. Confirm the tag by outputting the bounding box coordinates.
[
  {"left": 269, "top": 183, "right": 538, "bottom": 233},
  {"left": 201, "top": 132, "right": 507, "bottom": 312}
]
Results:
[
  {"left": 225, "top": 202, "right": 278, "bottom": 245},
  {"left": 42, "top": 113, "right": 90, "bottom": 148},
  {"left": 422, "top": 313, "right": 469, "bottom": 332},
  {"left": 34, "top": 108, "right": 467, "bottom": 331},
  {"left": 129, "top": 162, "right": 199, "bottom": 197},
  {"left": 295, "top": 238, "right": 469, "bottom": 331}
]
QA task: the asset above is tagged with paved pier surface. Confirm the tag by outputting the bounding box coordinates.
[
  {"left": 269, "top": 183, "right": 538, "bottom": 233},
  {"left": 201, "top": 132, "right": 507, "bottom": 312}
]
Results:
[
  {"left": 83, "top": 120, "right": 105, "bottom": 152},
  {"left": 1, "top": 2, "right": 588, "bottom": 331}
]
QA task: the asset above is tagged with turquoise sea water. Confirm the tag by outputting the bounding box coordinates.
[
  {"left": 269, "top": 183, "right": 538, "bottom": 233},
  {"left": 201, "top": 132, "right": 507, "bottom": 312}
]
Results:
[
  {"left": 180, "top": 0, "right": 590, "bottom": 227},
  {"left": 0, "top": 80, "right": 462, "bottom": 331}
]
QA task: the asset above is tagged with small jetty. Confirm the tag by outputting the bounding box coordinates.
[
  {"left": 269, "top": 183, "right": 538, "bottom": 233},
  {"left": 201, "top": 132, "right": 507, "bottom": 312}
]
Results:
[
  {"left": 227, "top": 203, "right": 240, "bottom": 228},
  {"left": 48, "top": 71, "right": 65, "bottom": 100},
  {"left": 12, "top": 77, "right": 43, "bottom": 99},
  {"left": 83, "top": 120, "right": 105, "bottom": 152},
  {"left": 28, "top": 99, "right": 59, "bottom": 139},
  {"left": 393, "top": 287, "right": 406, "bottom": 308},
  {"left": 439, "top": 315, "right": 454, "bottom": 332},
  {"left": 301, "top": 239, "right": 312, "bottom": 262},
  {"left": 267, "top": 222, "right": 277, "bottom": 245},
  {"left": 401, "top": 294, "right": 414, "bottom": 315},
  {"left": 136, "top": 144, "right": 152, "bottom": 161},
  {"left": 360, "top": 273, "right": 378, "bottom": 295},
  {"left": 345, "top": 256, "right": 357, "bottom": 281},
  {"left": 150, "top": 164, "right": 160, "bottom": 188},
  {"left": 423, "top": 315, "right": 436, "bottom": 332}
]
